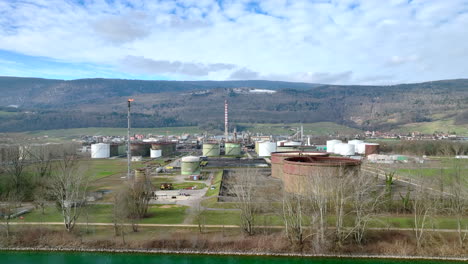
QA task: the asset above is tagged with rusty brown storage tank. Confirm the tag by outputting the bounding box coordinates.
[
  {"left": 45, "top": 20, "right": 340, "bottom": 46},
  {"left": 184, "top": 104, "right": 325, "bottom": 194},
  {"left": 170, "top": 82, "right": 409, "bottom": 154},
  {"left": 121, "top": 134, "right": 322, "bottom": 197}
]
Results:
[
  {"left": 151, "top": 142, "right": 177, "bottom": 157},
  {"left": 271, "top": 151, "right": 329, "bottom": 180},
  {"left": 364, "top": 143, "right": 380, "bottom": 156},
  {"left": 134, "top": 168, "right": 147, "bottom": 182},
  {"left": 131, "top": 143, "right": 151, "bottom": 157},
  {"left": 282, "top": 156, "right": 361, "bottom": 194}
]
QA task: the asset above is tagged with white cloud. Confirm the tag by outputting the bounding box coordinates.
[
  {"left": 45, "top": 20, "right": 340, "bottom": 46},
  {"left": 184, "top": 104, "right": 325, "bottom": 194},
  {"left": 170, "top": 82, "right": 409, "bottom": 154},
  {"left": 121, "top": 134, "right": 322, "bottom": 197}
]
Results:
[{"left": 0, "top": 0, "right": 467, "bottom": 84}]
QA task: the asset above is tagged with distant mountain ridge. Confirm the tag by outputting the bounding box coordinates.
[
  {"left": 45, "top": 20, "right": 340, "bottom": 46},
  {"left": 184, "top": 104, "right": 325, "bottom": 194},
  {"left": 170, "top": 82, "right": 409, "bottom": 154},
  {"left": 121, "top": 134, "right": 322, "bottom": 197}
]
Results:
[{"left": 0, "top": 76, "right": 467, "bottom": 133}]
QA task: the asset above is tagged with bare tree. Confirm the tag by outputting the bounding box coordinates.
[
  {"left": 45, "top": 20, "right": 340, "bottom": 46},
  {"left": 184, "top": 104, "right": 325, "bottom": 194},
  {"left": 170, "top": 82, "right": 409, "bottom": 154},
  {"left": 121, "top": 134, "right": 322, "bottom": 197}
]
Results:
[
  {"left": 331, "top": 166, "right": 355, "bottom": 246},
  {"left": 282, "top": 191, "right": 308, "bottom": 248},
  {"left": 112, "top": 188, "right": 128, "bottom": 244},
  {"left": 49, "top": 155, "right": 89, "bottom": 232},
  {"left": 230, "top": 169, "right": 260, "bottom": 235},
  {"left": 0, "top": 192, "right": 18, "bottom": 239},
  {"left": 31, "top": 145, "right": 53, "bottom": 215},
  {"left": 120, "top": 174, "right": 154, "bottom": 232},
  {"left": 349, "top": 170, "right": 383, "bottom": 244},
  {"left": 411, "top": 176, "right": 435, "bottom": 248},
  {"left": 3, "top": 145, "right": 29, "bottom": 201},
  {"left": 447, "top": 160, "right": 468, "bottom": 248}
]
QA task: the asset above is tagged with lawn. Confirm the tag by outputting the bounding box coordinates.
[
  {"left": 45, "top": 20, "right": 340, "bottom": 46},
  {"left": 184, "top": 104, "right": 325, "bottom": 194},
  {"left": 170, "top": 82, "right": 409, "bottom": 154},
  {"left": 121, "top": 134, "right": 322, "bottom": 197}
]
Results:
[
  {"left": 205, "top": 170, "right": 223, "bottom": 197},
  {"left": 172, "top": 182, "right": 206, "bottom": 190},
  {"left": 17, "top": 204, "right": 188, "bottom": 224},
  {"left": 201, "top": 197, "right": 238, "bottom": 209}
]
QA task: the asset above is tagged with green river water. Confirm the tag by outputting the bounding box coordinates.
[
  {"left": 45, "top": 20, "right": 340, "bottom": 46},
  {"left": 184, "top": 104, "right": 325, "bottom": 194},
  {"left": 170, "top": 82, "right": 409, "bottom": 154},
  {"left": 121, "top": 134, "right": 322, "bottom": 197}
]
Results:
[{"left": 0, "top": 251, "right": 465, "bottom": 264}]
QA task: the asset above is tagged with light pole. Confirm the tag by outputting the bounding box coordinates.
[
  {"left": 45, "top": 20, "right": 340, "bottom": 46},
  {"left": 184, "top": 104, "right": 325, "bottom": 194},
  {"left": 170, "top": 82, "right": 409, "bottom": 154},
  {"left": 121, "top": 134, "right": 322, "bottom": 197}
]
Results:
[{"left": 127, "top": 98, "right": 134, "bottom": 181}]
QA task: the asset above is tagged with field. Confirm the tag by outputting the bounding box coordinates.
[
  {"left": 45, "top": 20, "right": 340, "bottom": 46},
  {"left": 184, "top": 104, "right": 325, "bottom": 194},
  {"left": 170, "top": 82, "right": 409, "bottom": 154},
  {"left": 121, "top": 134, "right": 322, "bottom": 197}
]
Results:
[
  {"left": 23, "top": 126, "right": 201, "bottom": 138},
  {"left": 391, "top": 118, "right": 468, "bottom": 135},
  {"left": 14, "top": 122, "right": 363, "bottom": 140},
  {"left": 238, "top": 122, "right": 362, "bottom": 135}
]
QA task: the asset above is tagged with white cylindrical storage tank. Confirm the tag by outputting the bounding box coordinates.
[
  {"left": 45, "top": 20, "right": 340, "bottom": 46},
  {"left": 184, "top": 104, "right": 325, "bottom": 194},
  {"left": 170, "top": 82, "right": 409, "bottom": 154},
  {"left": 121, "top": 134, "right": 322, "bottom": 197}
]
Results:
[
  {"left": 340, "top": 144, "right": 355, "bottom": 156},
  {"left": 356, "top": 143, "right": 367, "bottom": 154},
  {"left": 276, "top": 140, "right": 287, "bottom": 147},
  {"left": 348, "top": 140, "right": 364, "bottom": 147},
  {"left": 258, "top": 142, "right": 277, "bottom": 157},
  {"left": 91, "top": 143, "right": 110, "bottom": 159},
  {"left": 326, "top": 140, "right": 342, "bottom": 153},
  {"left": 150, "top": 149, "right": 162, "bottom": 158},
  {"left": 284, "top": 141, "right": 302, "bottom": 147},
  {"left": 333, "top": 143, "right": 344, "bottom": 155},
  {"left": 181, "top": 156, "right": 200, "bottom": 175}
]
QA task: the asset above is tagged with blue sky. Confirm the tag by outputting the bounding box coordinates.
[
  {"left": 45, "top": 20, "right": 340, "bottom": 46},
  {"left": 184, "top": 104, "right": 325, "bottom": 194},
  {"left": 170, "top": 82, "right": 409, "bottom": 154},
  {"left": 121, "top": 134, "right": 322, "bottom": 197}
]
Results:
[{"left": 0, "top": 0, "right": 467, "bottom": 84}]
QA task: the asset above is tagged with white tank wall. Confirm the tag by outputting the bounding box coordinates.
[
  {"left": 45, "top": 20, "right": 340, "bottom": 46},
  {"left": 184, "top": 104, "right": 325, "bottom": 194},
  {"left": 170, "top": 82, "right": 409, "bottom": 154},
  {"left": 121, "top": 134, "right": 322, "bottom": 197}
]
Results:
[
  {"left": 340, "top": 144, "right": 355, "bottom": 156},
  {"left": 333, "top": 143, "right": 345, "bottom": 155},
  {"left": 91, "top": 143, "right": 110, "bottom": 158},
  {"left": 150, "top": 149, "right": 162, "bottom": 158},
  {"left": 348, "top": 140, "right": 364, "bottom": 147},
  {"left": 284, "top": 141, "right": 302, "bottom": 147},
  {"left": 356, "top": 143, "right": 366, "bottom": 154},
  {"left": 326, "top": 140, "right": 342, "bottom": 153},
  {"left": 258, "top": 142, "right": 277, "bottom": 157}
]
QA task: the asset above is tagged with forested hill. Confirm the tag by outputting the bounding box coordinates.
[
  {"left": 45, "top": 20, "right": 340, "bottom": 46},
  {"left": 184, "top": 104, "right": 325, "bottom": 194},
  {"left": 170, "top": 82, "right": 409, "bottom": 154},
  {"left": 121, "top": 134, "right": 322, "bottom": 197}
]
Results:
[{"left": 0, "top": 76, "right": 467, "bottom": 133}]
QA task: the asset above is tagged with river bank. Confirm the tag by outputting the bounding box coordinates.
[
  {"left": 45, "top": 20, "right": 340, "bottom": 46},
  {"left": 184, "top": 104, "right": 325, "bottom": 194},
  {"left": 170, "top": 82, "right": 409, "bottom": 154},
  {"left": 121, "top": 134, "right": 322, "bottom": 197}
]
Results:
[{"left": 1, "top": 226, "right": 466, "bottom": 260}]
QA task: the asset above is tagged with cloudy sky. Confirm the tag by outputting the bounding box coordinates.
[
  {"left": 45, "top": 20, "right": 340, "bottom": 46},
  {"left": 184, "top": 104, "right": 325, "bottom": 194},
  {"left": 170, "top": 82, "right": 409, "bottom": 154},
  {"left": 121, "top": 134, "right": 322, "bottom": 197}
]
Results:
[{"left": 0, "top": 0, "right": 467, "bottom": 84}]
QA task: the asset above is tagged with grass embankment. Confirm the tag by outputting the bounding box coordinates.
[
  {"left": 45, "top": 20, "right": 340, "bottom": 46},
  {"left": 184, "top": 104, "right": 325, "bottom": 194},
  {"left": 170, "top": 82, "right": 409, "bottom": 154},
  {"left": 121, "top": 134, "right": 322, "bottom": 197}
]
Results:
[
  {"left": 197, "top": 211, "right": 468, "bottom": 229},
  {"left": 15, "top": 204, "right": 188, "bottom": 224},
  {"left": 205, "top": 171, "right": 223, "bottom": 197}
]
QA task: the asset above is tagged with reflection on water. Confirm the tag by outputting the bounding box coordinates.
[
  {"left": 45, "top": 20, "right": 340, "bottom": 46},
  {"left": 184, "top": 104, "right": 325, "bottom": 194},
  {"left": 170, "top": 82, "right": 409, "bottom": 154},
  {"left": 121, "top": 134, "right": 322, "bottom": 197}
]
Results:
[{"left": 0, "top": 251, "right": 464, "bottom": 264}]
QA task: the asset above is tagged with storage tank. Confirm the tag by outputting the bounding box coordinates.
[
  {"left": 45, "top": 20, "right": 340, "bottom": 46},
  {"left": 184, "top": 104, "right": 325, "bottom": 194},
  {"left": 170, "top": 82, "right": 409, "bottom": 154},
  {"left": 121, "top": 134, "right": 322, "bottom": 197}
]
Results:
[
  {"left": 282, "top": 156, "right": 361, "bottom": 194},
  {"left": 150, "top": 149, "right": 162, "bottom": 158},
  {"left": 131, "top": 143, "right": 151, "bottom": 157},
  {"left": 271, "top": 151, "right": 330, "bottom": 179},
  {"left": 356, "top": 143, "right": 367, "bottom": 155},
  {"left": 255, "top": 141, "right": 263, "bottom": 154},
  {"left": 91, "top": 143, "right": 110, "bottom": 158},
  {"left": 203, "top": 143, "right": 220, "bottom": 157},
  {"left": 110, "top": 144, "right": 119, "bottom": 157},
  {"left": 151, "top": 142, "right": 176, "bottom": 157},
  {"left": 284, "top": 141, "right": 302, "bottom": 147},
  {"left": 276, "top": 140, "right": 287, "bottom": 147},
  {"left": 365, "top": 143, "right": 380, "bottom": 156},
  {"left": 134, "top": 168, "right": 147, "bottom": 182},
  {"left": 326, "top": 140, "right": 342, "bottom": 153},
  {"left": 333, "top": 143, "right": 345, "bottom": 155},
  {"left": 258, "top": 142, "right": 277, "bottom": 157},
  {"left": 225, "top": 142, "right": 241, "bottom": 156},
  {"left": 276, "top": 146, "right": 297, "bottom": 152},
  {"left": 181, "top": 156, "right": 200, "bottom": 175},
  {"left": 348, "top": 140, "right": 364, "bottom": 147},
  {"left": 340, "top": 144, "right": 355, "bottom": 156}
]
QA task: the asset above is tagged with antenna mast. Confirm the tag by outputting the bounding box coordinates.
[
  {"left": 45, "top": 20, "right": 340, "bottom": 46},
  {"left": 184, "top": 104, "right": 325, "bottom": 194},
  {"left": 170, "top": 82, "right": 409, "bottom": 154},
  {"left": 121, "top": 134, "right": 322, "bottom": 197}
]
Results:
[{"left": 127, "top": 98, "right": 134, "bottom": 181}]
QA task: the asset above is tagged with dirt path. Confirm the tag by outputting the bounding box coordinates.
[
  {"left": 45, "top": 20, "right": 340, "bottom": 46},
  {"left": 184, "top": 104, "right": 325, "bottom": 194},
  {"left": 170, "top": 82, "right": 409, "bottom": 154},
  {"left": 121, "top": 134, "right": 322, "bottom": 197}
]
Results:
[{"left": 8, "top": 222, "right": 467, "bottom": 233}]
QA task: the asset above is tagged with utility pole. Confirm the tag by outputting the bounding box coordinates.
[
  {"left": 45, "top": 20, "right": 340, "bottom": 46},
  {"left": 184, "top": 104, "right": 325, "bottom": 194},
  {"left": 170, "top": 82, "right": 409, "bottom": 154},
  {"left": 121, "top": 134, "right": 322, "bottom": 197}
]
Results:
[{"left": 127, "top": 98, "right": 134, "bottom": 181}]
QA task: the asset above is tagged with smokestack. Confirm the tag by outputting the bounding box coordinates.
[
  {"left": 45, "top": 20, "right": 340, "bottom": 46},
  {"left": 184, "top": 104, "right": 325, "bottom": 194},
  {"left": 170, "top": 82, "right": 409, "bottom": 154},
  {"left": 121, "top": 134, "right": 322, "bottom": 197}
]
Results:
[{"left": 224, "top": 99, "right": 228, "bottom": 141}]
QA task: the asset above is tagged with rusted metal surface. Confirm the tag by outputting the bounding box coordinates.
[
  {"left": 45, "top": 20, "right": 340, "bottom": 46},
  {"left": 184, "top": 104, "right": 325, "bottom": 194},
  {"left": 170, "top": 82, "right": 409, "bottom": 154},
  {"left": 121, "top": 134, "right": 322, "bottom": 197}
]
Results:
[
  {"left": 282, "top": 156, "right": 361, "bottom": 193},
  {"left": 270, "top": 151, "right": 329, "bottom": 179},
  {"left": 365, "top": 144, "right": 380, "bottom": 156}
]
